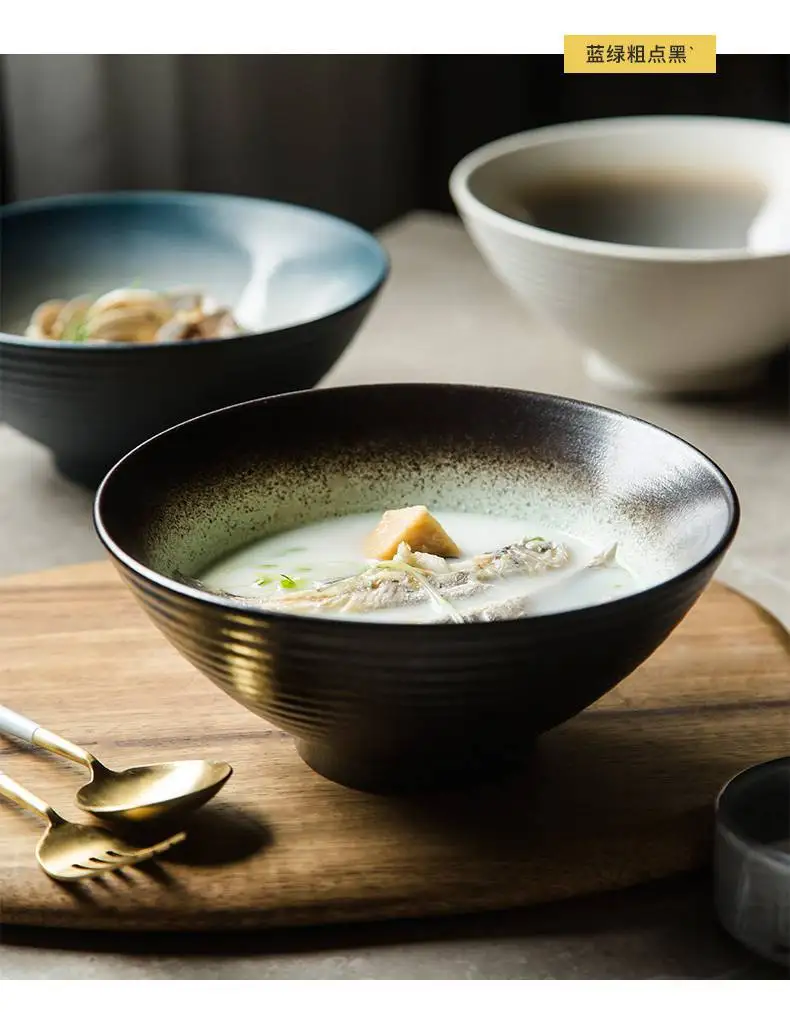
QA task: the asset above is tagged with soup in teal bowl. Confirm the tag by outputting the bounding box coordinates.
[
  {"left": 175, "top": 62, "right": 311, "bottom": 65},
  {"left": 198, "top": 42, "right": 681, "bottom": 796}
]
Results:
[{"left": 0, "top": 191, "right": 388, "bottom": 486}]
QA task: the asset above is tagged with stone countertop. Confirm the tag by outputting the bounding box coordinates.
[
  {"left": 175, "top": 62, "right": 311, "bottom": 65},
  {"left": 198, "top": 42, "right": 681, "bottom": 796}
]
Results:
[{"left": 0, "top": 212, "right": 787, "bottom": 979}]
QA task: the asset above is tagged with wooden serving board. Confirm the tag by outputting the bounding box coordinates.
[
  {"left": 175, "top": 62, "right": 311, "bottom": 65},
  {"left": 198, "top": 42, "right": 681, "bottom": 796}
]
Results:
[{"left": 0, "top": 562, "right": 788, "bottom": 932}]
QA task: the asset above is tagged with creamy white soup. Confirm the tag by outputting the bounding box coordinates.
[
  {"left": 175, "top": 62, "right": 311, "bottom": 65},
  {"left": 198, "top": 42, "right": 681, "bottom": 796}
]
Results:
[{"left": 199, "top": 509, "right": 639, "bottom": 624}]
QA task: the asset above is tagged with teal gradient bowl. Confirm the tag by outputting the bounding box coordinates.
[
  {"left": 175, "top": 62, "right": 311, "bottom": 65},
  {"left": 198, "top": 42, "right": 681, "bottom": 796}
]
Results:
[{"left": 0, "top": 191, "right": 388, "bottom": 486}]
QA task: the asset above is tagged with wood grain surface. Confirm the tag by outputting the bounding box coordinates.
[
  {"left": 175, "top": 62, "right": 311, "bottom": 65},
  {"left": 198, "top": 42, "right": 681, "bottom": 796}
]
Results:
[{"left": 0, "top": 562, "right": 788, "bottom": 932}]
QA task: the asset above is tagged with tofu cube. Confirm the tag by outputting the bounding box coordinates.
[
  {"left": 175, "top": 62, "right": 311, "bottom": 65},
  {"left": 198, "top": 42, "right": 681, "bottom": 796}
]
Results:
[{"left": 363, "top": 506, "right": 461, "bottom": 560}]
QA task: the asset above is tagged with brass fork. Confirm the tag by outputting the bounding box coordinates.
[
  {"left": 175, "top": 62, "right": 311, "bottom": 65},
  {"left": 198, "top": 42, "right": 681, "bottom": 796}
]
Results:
[{"left": 0, "top": 770, "right": 186, "bottom": 881}]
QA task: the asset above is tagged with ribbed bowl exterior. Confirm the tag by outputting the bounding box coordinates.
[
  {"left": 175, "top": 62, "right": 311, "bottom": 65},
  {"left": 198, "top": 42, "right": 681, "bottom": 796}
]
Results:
[
  {"left": 114, "top": 553, "right": 718, "bottom": 792},
  {"left": 0, "top": 301, "right": 374, "bottom": 487},
  {"left": 95, "top": 383, "right": 739, "bottom": 792}
]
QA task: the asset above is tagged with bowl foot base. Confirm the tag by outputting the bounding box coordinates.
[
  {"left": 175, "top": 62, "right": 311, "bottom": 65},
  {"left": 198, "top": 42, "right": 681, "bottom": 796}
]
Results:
[
  {"left": 584, "top": 351, "right": 769, "bottom": 397},
  {"left": 295, "top": 737, "right": 533, "bottom": 794}
]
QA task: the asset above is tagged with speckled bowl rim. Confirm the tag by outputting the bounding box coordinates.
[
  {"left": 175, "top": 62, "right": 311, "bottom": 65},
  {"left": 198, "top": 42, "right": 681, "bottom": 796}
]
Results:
[
  {"left": 0, "top": 190, "right": 390, "bottom": 350},
  {"left": 450, "top": 114, "right": 790, "bottom": 264},
  {"left": 93, "top": 383, "right": 741, "bottom": 631}
]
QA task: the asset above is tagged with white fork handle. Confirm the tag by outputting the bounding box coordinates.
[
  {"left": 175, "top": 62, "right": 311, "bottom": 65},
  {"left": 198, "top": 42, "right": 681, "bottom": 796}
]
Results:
[
  {"left": 0, "top": 706, "right": 39, "bottom": 743},
  {"left": 0, "top": 705, "right": 93, "bottom": 768}
]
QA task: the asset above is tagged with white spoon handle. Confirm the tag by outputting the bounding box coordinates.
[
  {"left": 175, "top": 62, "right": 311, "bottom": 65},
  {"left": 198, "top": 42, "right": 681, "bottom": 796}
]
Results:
[
  {"left": 0, "top": 705, "right": 39, "bottom": 742},
  {"left": 0, "top": 705, "right": 94, "bottom": 769}
]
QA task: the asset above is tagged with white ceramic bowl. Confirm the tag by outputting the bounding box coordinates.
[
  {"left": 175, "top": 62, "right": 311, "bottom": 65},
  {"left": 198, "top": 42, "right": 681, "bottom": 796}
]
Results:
[{"left": 450, "top": 116, "right": 790, "bottom": 395}]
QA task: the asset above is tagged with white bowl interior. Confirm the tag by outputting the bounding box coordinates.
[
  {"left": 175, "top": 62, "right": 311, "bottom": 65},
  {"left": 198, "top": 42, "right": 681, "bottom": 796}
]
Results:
[{"left": 457, "top": 117, "right": 790, "bottom": 254}]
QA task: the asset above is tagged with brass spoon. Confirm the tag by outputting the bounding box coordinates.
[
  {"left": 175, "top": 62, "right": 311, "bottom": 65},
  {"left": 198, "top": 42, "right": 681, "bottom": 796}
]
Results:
[
  {"left": 0, "top": 770, "right": 186, "bottom": 880},
  {"left": 0, "top": 706, "right": 232, "bottom": 823}
]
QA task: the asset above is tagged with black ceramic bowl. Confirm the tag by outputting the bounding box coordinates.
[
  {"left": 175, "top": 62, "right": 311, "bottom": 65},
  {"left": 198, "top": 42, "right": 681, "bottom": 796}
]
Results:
[
  {"left": 94, "top": 384, "right": 739, "bottom": 793},
  {"left": 0, "top": 192, "right": 388, "bottom": 487}
]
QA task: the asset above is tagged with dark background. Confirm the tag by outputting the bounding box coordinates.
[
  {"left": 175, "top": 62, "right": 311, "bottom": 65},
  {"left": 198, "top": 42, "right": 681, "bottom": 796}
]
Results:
[{"left": 2, "top": 55, "right": 789, "bottom": 225}]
